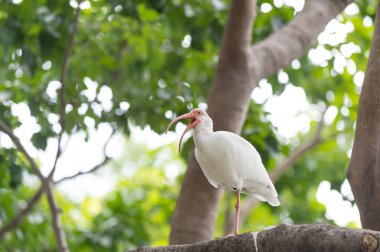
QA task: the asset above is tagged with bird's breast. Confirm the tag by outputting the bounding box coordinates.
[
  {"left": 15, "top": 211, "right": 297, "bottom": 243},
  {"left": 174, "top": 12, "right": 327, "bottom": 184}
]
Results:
[{"left": 194, "top": 144, "right": 243, "bottom": 190}]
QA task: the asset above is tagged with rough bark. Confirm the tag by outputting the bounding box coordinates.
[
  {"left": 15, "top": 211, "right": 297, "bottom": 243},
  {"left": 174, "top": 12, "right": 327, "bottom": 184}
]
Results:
[
  {"left": 132, "top": 223, "right": 380, "bottom": 252},
  {"left": 347, "top": 1, "right": 380, "bottom": 231},
  {"left": 170, "top": 0, "right": 353, "bottom": 244}
]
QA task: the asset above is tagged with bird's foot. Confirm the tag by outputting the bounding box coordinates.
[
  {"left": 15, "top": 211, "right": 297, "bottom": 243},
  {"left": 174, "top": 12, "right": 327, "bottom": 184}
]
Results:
[
  {"left": 214, "top": 233, "right": 238, "bottom": 240},
  {"left": 223, "top": 233, "right": 237, "bottom": 238}
]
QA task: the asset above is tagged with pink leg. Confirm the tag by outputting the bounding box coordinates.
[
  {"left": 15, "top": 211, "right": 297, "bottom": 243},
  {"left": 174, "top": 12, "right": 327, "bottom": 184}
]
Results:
[{"left": 233, "top": 190, "right": 241, "bottom": 235}]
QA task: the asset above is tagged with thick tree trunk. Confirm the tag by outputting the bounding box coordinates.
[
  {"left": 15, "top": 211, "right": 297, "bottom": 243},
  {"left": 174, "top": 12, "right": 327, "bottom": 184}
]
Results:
[
  {"left": 347, "top": 1, "right": 380, "bottom": 231},
  {"left": 132, "top": 223, "right": 380, "bottom": 252},
  {"left": 170, "top": 0, "right": 353, "bottom": 244}
]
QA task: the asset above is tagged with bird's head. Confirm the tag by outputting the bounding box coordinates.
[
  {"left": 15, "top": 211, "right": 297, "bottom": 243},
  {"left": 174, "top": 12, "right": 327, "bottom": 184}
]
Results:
[{"left": 164, "top": 108, "right": 212, "bottom": 154}]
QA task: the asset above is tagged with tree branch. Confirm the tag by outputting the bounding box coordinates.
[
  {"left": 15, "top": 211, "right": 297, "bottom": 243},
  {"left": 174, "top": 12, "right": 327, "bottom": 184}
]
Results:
[
  {"left": 50, "top": 128, "right": 115, "bottom": 251},
  {"left": 0, "top": 120, "right": 68, "bottom": 250},
  {"left": 206, "top": 0, "right": 258, "bottom": 124},
  {"left": 50, "top": 4, "right": 82, "bottom": 179},
  {"left": 253, "top": 0, "right": 354, "bottom": 80},
  {"left": 55, "top": 156, "right": 110, "bottom": 184},
  {"left": 54, "top": 129, "right": 115, "bottom": 184},
  {"left": 131, "top": 223, "right": 380, "bottom": 252},
  {"left": 0, "top": 120, "right": 44, "bottom": 181},
  {"left": 220, "top": 0, "right": 256, "bottom": 56},
  {"left": 269, "top": 109, "right": 326, "bottom": 182},
  {"left": 44, "top": 181, "right": 69, "bottom": 252},
  {"left": 0, "top": 186, "right": 43, "bottom": 241}
]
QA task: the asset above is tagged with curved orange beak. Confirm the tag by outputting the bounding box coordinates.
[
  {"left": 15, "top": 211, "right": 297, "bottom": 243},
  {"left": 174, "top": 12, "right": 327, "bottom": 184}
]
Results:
[{"left": 164, "top": 111, "right": 197, "bottom": 154}]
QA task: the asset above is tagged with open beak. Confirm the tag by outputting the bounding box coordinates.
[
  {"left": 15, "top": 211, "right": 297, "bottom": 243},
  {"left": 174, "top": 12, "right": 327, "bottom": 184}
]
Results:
[{"left": 164, "top": 111, "right": 197, "bottom": 154}]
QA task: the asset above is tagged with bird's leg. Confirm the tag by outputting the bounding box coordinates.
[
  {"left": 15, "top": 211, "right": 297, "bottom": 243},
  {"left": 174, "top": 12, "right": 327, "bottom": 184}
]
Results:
[{"left": 234, "top": 190, "right": 241, "bottom": 235}]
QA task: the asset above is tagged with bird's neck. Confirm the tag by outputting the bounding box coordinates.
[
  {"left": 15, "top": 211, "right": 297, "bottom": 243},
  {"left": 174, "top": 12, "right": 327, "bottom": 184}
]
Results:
[{"left": 193, "top": 126, "right": 213, "bottom": 148}]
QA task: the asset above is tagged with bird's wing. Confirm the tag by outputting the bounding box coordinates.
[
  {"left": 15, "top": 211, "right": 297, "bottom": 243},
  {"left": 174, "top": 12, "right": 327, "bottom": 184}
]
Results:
[
  {"left": 211, "top": 131, "right": 267, "bottom": 183},
  {"left": 210, "top": 131, "right": 280, "bottom": 206}
]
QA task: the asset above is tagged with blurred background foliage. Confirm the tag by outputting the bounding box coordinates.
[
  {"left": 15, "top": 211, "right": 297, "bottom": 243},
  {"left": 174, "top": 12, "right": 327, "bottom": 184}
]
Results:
[{"left": 0, "top": 0, "right": 376, "bottom": 250}]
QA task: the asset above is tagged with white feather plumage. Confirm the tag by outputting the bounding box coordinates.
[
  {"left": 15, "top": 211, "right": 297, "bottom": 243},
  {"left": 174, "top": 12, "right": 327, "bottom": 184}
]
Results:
[{"left": 193, "top": 112, "right": 280, "bottom": 206}]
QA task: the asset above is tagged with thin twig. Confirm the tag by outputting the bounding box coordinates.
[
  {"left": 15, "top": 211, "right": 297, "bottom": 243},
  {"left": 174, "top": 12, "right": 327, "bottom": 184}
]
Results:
[
  {"left": 55, "top": 129, "right": 116, "bottom": 184},
  {"left": 49, "top": 4, "right": 82, "bottom": 179},
  {"left": 50, "top": 133, "right": 64, "bottom": 178},
  {"left": 0, "top": 186, "right": 44, "bottom": 241},
  {"left": 56, "top": 156, "right": 111, "bottom": 184},
  {"left": 0, "top": 121, "right": 44, "bottom": 181}
]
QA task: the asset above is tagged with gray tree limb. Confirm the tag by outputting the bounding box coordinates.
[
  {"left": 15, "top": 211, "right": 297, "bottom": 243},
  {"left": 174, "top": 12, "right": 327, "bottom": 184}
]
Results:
[
  {"left": 132, "top": 223, "right": 380, "bottom": 252},
  {"left": 253, "top": 0, "right": 354, "bottom": 80}
]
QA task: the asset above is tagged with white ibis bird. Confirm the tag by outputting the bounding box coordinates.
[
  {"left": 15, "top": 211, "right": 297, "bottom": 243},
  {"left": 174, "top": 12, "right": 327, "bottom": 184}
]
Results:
[{"left": 165, "top": 108, "right": 280, "bottom": 236}]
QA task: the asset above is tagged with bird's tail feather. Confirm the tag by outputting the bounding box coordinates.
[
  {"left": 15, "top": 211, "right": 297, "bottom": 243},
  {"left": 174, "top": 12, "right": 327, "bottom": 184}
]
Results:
[
  {"left": 243, "top": 181, "right": 280, "bottom": 206},
  {"left": 251, "top": 192, "right": 280, "bottom": 206},
  {"left": 266, "top": 194, "right": 280, "bottom": 206}
]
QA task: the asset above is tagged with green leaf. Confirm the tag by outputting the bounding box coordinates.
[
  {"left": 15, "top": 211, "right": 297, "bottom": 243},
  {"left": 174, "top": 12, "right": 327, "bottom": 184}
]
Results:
[
  {"left": 9, "top": 164, "right": 23, "bottom": 188},
  {"left": 31, "top": 133, "right": 48, "bottom": 150}
]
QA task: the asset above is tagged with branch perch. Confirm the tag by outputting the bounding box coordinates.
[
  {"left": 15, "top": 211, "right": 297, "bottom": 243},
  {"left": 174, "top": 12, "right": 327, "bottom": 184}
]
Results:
[{"left": 132, "top": 223, "right": 380, "bottom": 252}]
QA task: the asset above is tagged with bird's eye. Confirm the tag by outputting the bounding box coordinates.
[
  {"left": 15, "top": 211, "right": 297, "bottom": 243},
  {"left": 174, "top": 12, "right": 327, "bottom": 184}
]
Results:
[{"left": 198, "top": 111, "right": 201, "bottom": 115}]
